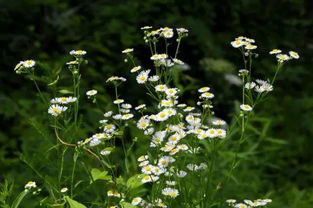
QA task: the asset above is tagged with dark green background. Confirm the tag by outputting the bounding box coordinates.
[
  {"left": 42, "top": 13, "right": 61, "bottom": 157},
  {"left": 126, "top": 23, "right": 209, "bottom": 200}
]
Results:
[{"left": 1, "top": 0, "right": 313, "bottom": 207}]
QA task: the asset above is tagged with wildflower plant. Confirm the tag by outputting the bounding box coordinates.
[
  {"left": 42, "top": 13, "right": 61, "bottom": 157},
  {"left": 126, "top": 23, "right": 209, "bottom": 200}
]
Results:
[{"left": 10, "top": 27, "right": 299, "bottom": 208}]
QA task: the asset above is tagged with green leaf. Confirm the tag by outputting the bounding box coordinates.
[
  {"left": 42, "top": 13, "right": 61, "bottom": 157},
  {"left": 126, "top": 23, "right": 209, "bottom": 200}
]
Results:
[
  {"left": 65, "top": 196, "right": 87, "bottom": 208},
  {"left": 90, "top": 168, "right": 111, "bottom": 182},
  {"left": 126, "top": 174, "right": 145, "bottom": 190},
  {"left": 120, "top": 201, "right": 136, "bottom": 208}
]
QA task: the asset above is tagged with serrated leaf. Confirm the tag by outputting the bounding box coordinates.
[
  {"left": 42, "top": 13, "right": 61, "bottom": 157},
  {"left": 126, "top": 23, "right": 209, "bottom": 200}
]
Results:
[{"left": 65, "top": 196, "right": 87, "bottom": 208}]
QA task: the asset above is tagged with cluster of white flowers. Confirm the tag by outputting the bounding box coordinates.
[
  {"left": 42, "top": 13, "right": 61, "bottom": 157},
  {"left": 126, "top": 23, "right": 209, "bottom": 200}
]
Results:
[
  {"left": 69, "top": 50, "right": 87, "bottom": 56},
  {"left": 231, "top": 36, "right": 257, "bottom": 50},
  {"left": 226, "top": 199, "right": 272, "bottom": 207},
  {"left": 14, "top": 60, "right": 36, "bottom": 74},
  {"left": 269, "top": 49, "right": 299, "bottom": 63},
  {"left": 50, "top": 96, "right": 77, "bottom": 104}
]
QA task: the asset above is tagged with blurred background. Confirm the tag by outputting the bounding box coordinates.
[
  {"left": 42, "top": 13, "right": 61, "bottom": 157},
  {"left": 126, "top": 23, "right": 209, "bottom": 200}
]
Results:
[{"left": 1, "top": 0, "right": 313, "bottom": 207}]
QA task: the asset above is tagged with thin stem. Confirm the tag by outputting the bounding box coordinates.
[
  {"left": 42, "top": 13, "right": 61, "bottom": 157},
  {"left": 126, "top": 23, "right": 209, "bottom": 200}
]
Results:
[{"left": 174, "top": 38, "right": 181, "bottom": 59}]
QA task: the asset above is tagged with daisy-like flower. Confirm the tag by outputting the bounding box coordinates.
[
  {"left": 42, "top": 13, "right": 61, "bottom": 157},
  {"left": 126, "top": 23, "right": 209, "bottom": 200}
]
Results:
[
  {"left": 177, "top": 170, "right": 187, "bottom": 178},
  {"left": 276, "top": 54, "right": 290, "bottom": 62},
  {"left": 231, "top": 40, "right": 244, "bottom": 48},
  {"left": 104, "top": 111, "right": 113, "bottom": 117},
  {"left": 269, "top": 49, "right": 282, "bottom": 54},
  {"left": 60, "top": 187, "right": 68, "bottom": 193},
  {"left": 141, "top": 26, "right": 152, "bottom": 30},
  {"left": 207, "top": 128, "right": 217, "bottom": 138},
  {"left": 289, "top": 51, "right": 299, "bottom": 59},
  {"left": 235, "top": 203, "right": 248, "bottom": 208},
  {"left": 121, "top": 103, "right": 132, "bottom": 109},
  {"left": 173, "top": 58, "right": 185, "bottom": 65},
  {"left": 150, "top": 53, "right": 168, "bottom": 61},
  {"left": 23, "top": 60, "right": 36, "bottom": 68},
  {"left": 216, "top": 129, "right": 226, "bottom": 138},
  {"left": 131, "top": 66, "right": 141, "bottom": 73},
  {"left": 212, "top": 119, "right": 226, "bottom": 126},
  {"left": 121, "top": 113, "right": 134, "bottom": 120},
  {"left": 106, "top": 76, "right": 127, "bottom": 83},
  {"left": 48, "top": 105, "right": 68, "bottom": 117},
  {"left": 122, "top": 48, "right": 134, "bottom": 54},
  {"left": 138, "top": 155, "right": 149, "bottom": 162},
  {"left": 113, "top": 99, "right": 124, "bottom": 104},
  {"left": 200, "top": 92, "right": 215, "bottom": 99},
  {"left": 198, "top": 87, "right": 210, "bottom": 93},
  {"left": 24, "top": 181, "right": 36, "bottom": 189},
  {"left": 141, "top": 175, "right": 152, "bottom": 183},
  {"left": 245, "top": 82, "right": 256, "bottom": 89},
  {"left": 136, "top": 70, "right": 150, "bottom": 84},
  {"left": 184, "top": 106, "right": 195, "bottom": 112},
  {"left": 135, "top": 104, "right": 146, "bottom": 110},
  {"left": 240, "top": 104, "right": 253, "bottom": 111},
  {"left": 69, "top": 50, "right": 87, "bottom": 56},
  {"left": 245, "top": 44, "right": 257, "bottom": 50},
  {"left": 154, "top": 111, "right": 169, "bottom": 121},
  {"left": 86, "top": 90, "right": 98, "bottom": 98},
  {"left": 131, "top": 197, "right": 143, "bottom": 206},
  {"left": 148, "top": 75, "right": 160, "bottom": 82},
  {"left": 177, "top": 28, "right": 189, "bottom": 34},
  {"left": 50, "top": 97, "right": 77, "bottom": 104},
  {"left": 226, "top": 199, "right": 237, "bottom": 204},
  {"left": 104, "top": 124, "right": 116, "bottom": 133},
  {"left": 162, "top": 187, "right": 179, "bottom": 198},
  {"left": 137, "top": 118, "right": 150, "bottom": 130},
  {"left": 165, "top": 88, "right": 178, "bottom": 97},
  {"left": 162, "top": 28, "right": 174, "bottom": 38},
  {"left": 155, "top": 84, "right": 168, "bottom": 92},
  {"left": 100, "top": 149, "right": 112, "bottom": 156}
]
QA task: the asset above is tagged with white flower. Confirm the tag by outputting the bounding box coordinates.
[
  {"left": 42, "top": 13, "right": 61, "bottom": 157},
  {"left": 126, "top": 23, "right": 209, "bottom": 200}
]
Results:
[
  {"left": 48, "top": 105, "right": 68, "bottom": 117},
  {"left": 207, "top": 128, "right": 218, "bottom": 138},
  {"left": 245, "top": 44, "right": 257, "bottom": 50},
  {"left": 141, "top": 26, "right": 152, "bottom": 30},
  {"left": 137, "top": 155, "right": 149, "bottom": 162},
  {"left": 162, "top": 188, "right": 179, "bottom": 198},
  {"left": 154, "top": 111, "right": 169, "bottom": 121},
  {"left": 136, "top": 70, "right": 150, "bottom": 84},
  {"left": 104, "top": 111, "right": 113, "bottom": 117},
  {"left": 122, "top": 48, "right": 134, "bottom": 54},
  {"left": 177, "top": 28, "right": 189, "bottom": 34},
  {"left": 60, "top": 187, "right": 68, "bottom": 193},
  {"left": 131, "top": 197, "right": 142, "bottom": 206},
  {"left": 135, "top": 104, "right": 146, "bottom": 110},
  {"left": 106, "top": 76, "right": 127, "bottom": 83},
  {"left": 112, "top": 114, "right": 122, "bottom": 120},
  {"left": 148, "top": 75, "right": 160, "bottom": 82},
  {"left": 113, "top": 99, "right": 124, "bottom": 104},
  {"left": 269, "top": 49, "right": 282, "bottom": 54},
  {"left": 240, "top": 104, "right": 253, "bottom": 111},
  {"left": 198, "top": 87, "right": 210, "bottom": 93},
  {"left": 161, "top": 28, "right": 174, "bottom": 38},
  {"left": 104, "top": 124, "right": 116, "bottom": 133},
  {"left": 289, "top": 51, "right": 299, "bottom": 59},
  {"left": 173, "top": 58, "right": 185, "bottom": 65},
  {"left": 24, "top": 181, "right": 36, "bottom": 189},
  {"left": 200, "top": 92, "right": 214, "bottom": 99},
  {"left": 245, "top": 82, "right": 256, "bottom": 89},
  {"left": 216, "top": 129, "right": 226, "bottom": 138},
  {"left": 121, "top": 114, "right": 134, "bottom": 120},
  {"left": 231, "top": 40, "right": 244, "bottom": 48},
  {"left": 177, "top": 170, "right": 187, "bottom": 178},
  {"left": 90, "top": 138, "right": 101, "bottom": 146},
  {"left": 183, "top": 106, "right": 195, "bottom": 112},
  {"left": 86, "top": 90, "right": 98, "bottom": 98},
  {"left": 50, "top": 97, "right": 77, "bottom": 104},
  {"left": 100, "top": 150, "right": 112, "bottom": 156},
  {"left": 131, "top": 66, "right": 141, "bottom": 73},
  {"left": 276, "top": 54, "right": 290, "bottom": 62},
  {"left": 137, "top": 118, "right": 150, "bottom": 130},
  {"left": 155, "top": 84, "right": 168, "bottom": 92},
  {"left": 235, "top": 203, "right": 248, "bottom": 208},
  {"left": 165, "top": 88, "right": 178, "bottom": 97},
  {"left": 22, "top": 60, "right": 36, "bottom": 68},
  {"left": 121, "top": 103, "right": 132, "bottom": 109},
  {"left": 70, "top": 50, "right": 86, "bottom": 56},
  {"left": 212, "top": 119, "right": 226, "bottom": 126},
  {"left": 150, "top": 53, "right": 168, "bottom": 60}
]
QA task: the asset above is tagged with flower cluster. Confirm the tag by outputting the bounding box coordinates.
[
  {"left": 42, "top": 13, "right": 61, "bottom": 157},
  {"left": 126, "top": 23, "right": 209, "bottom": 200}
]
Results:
[{"left": 226, "top": 199, "right": 272, "bottom": 207}]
